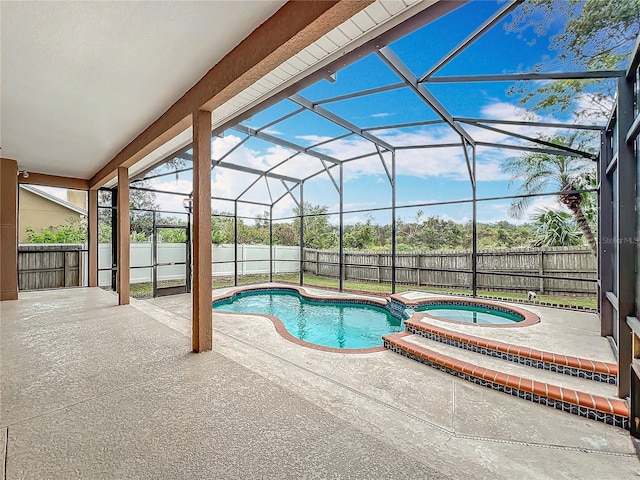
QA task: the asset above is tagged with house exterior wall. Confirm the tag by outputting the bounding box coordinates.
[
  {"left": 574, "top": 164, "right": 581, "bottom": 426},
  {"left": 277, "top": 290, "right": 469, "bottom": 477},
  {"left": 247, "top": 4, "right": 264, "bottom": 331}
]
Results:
[
  {"left": 18, "top": 189, "right": 83, "bottom": 242},
  {"left": 67, "top": 190, "right": 87, "bottom": 210}
]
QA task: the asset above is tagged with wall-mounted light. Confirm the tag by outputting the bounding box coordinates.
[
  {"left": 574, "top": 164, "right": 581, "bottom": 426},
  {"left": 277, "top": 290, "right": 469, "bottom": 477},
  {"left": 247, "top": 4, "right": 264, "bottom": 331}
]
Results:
[{"left": 17, "top": 168, "right": 29, "bottom": 179}]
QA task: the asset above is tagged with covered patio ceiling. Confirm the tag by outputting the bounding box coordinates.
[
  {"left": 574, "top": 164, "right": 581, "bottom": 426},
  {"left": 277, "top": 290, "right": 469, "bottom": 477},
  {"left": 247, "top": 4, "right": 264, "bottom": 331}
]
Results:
[{"left": 0, "top": 1, "right": 286, "bottom": 179}]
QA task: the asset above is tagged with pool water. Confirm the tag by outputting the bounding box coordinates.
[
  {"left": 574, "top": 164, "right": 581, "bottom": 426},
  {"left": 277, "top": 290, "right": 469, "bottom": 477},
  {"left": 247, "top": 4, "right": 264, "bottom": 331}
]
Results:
[
  {"left": 416, "top": 303, "right": 523, "bottom": 325},
  {"left": 214, "top": 291, "right": 403, "bottom": 349}
]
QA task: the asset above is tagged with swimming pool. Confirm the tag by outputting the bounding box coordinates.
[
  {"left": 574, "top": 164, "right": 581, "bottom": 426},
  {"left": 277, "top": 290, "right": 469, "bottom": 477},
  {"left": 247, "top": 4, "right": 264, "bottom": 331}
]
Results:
[
  {"left": 415, "top": 303, "right": 524, "bottom": 325},
  {"left": 213, "top": 289, "right": 403, "bottom": 350}
]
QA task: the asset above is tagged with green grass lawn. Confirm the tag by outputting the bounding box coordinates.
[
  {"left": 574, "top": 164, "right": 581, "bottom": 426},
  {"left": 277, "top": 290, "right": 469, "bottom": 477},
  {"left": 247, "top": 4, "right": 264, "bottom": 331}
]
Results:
[
  {"left": 129, "top": 272, "right": 596, "bottom": 310},
  {"left": 270, "top": 273, "right": 597, "bottom": 310},
  {"left": 130, "top": 279, "right": 187, "bottom": 298}
]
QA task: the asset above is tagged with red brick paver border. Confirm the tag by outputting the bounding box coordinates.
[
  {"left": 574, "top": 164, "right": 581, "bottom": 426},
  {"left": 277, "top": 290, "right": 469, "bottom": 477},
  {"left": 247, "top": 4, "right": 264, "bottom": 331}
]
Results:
[{"left": 383, "top": 332, "right": 628, "bottom": 424}]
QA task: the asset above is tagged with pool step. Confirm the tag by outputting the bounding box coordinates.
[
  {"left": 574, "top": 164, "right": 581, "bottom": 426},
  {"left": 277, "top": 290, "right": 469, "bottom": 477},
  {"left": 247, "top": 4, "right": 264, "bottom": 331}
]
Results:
[
  {"left": 383, "top": 332, "right": 629, "bottom": 430},
  {"left": 404, "top": 318, "right": 617, "bottom": 385},
  {"left": 404, "top": 332, "right": 616, "bottom": 398}
]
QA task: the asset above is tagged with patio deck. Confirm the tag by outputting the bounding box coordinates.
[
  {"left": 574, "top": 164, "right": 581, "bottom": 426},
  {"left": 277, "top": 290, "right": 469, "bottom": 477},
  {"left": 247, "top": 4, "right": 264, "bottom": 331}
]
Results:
[{"left": 2, "top": 286, "right": 639, "bottom": 479}]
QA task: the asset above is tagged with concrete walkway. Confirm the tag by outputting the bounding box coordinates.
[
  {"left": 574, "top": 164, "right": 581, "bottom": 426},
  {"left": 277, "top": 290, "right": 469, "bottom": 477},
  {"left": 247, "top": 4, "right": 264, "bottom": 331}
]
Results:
[{"left": 2, "top": 287, "right": 639, "bottom": 479}]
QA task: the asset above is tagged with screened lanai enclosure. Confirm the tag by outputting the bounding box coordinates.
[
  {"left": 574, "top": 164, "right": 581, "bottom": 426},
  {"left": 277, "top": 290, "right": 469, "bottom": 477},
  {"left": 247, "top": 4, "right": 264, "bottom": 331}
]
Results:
[{"left": 97, "top": 0, "right": 625, "bottom": 305}]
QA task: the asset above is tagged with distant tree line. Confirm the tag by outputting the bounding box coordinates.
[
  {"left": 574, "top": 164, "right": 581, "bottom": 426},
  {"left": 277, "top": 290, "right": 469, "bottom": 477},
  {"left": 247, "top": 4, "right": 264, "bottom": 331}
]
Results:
[{"left": 25, "top": 196, "right": 596, "bottom": 254}]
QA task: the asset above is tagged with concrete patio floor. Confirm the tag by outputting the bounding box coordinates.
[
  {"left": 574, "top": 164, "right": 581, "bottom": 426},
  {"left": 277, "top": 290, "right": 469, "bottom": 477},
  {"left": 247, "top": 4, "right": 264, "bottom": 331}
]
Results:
[{"left": 2, "top": 286, "right": 639, "bottom": 479}]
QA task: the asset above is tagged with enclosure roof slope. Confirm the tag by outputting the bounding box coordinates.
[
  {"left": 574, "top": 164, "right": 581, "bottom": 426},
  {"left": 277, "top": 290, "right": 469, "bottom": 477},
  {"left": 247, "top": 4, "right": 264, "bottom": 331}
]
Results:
[{"left": 0, "top": 0, "right": 285, "bottom": 179}]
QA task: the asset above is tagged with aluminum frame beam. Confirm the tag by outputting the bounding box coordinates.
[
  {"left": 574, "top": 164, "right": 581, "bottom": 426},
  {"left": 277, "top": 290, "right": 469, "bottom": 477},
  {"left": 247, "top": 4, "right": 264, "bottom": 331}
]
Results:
[
  {"left": 454, "top": 117, "right": 606, "bottom": 131},
  {"left": 131, "top": 166, "right": 193, "bottom": 184},
  {"left": 394, "top": 143, "right": 462, "bottom": 150},
  {"left": 465, "top": 121, "right": 597, "bottom": 160},
  {"left": 363, "top": 119, "right": 445, "bottom": 132},
  {"left": 626, "top": 33, "right": 640, "bottom": 79},
  {"left": 420, "top": 0, "right": 524, "bottom": 81},
  {"left": 307, "top": 132, "right": 353, "bottom": 149},
  {"left": 290, "top": 93, "right": 396, "bottom": 152},
  {"left": 178, "top": 151, "right": 301, "bottom": 183},
  {"left": 214, "top": 135, "right": 251, "bottom": 162},
  {"left": 255, "top": 107, "right": 305, "bottom": 133},
  {"left": 377, "top": 46, "right": 475, "bottom": 147},
  {"left": 422, "top": 70, "right": 625, "bottom": 83},
  {"left": 314, "top": 83, "right": 406, "bottom": 105},
  {"left": 475, "top": 141, "right": 590, "bottom": 158},
  {"left": 232, "top": 124, "right": 342, "bottom": 165}
]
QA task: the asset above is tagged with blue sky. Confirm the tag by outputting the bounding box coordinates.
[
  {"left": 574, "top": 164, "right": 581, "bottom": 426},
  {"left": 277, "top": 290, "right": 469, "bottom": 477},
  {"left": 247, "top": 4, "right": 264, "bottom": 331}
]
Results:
[{"left": 145, "top": 0, "right": 608, "bottom": 226}]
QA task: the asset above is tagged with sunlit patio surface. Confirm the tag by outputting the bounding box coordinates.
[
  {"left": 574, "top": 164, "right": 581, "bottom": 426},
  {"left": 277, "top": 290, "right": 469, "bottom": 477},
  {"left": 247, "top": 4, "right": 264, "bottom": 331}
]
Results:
[{"left": 2, "top": 286, "right": 639, "bottom": 479}]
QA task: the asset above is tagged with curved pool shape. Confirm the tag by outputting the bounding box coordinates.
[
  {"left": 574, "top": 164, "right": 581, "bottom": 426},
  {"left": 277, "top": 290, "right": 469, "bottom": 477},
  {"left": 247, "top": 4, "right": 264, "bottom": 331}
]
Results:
[
  {"left": 415, "top": 303, "right": 523, "bottom": 325},
  {"left": 213, "top": 289, "right": 403, "bottom": 350}
]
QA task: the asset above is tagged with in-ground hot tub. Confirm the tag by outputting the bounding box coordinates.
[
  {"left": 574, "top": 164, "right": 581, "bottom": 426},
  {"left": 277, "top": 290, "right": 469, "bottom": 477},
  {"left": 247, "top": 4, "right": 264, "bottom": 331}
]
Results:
[{"left": 399, "top": 297, "right": 540, "bottom": 328}]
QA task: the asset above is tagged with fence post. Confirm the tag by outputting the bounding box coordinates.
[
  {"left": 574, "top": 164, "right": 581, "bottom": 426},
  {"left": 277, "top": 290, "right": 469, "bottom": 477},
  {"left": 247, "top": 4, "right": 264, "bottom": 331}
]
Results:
[
  {"left": 63, "top": 251, "right": 69, "bottom": 287},
  {"left": 538, "top": 250, "right": 544, "bottom": 294},
  {"left": 377, "top": 253, "right": 382, "bottom": 283},
  {"left": 315, "top": 250, "right": 319, "bottom": 276},
  {"left": 468, "top": 251, "right": 473, "bottom": 291},
  {"left": 344, "top": 252, "right": 348, "bottom": 281},
  {"left": 241, "top": 244, "right": 245, "bottom": 276}
]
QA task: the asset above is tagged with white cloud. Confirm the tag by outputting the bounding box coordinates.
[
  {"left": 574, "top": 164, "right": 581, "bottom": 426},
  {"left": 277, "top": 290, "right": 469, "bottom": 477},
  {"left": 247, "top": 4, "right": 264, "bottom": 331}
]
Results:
[
  {"left": 479, "top": 101, "right": 541, "bottom": 122},
  {"left": 522, "top": 196, "right": 564, "bottom": 221},
  {"left": 148, "top": 178, "right": 192, "bottom": 213},
  {"left": 261, "top": 128, "right": 282, "bottom": 135},
  {"left": 371, "top": 112, "right": 392, "bottom": 118},
  {"left": 212, "top": 134, "right": 242, "bottom": 160},
  {"left": 295, "top": 134, "right": 334, "bottom": 144}
]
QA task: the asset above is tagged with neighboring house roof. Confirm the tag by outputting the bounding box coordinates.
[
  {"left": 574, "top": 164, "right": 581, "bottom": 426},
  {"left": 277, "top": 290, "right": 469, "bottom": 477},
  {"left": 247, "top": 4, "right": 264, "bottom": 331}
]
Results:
[{"left": 19, "top": 185, "right": 87, "bottom": 216}]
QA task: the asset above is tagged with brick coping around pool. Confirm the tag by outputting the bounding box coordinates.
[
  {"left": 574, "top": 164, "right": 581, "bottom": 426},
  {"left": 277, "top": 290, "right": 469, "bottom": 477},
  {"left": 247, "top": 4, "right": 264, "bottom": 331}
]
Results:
[
  {"left": 404, "top": 319, "right": 618, "bottom": 383},
  {"left": 383, "top": 332, "right": 629, "bottom": 430},
  {"left": 211, "top": 285, "right": 387, "bottom": 354}
]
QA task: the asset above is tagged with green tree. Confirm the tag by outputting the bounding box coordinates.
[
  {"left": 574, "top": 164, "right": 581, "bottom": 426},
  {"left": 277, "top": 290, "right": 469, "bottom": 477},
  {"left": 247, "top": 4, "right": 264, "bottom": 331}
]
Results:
[
  {"left": 273, "top": 222, "right": 298, "bottom": 246},
  {"left": 293, "top": 202, "right": 338, "bottom": 250},
  {"left": 157, "top": 227, "right": 187, "bottom": 243},
  {"left": 501, "top": 133, "right": 597, "bottom": 255},
  {"left": 211, "top": 212, "right": 234, "bottom": 244},
  {"left": 506, "top": 0, "right": 640, "bottom": 119},
  {"left": 344, "top": 218, "right": 376, "bottom": 250},
  {"left": 98, "top": 183, "right": 159, "bottom": 242},
  {"left": 419, "top": 216, "right": 465, "bottom": 251},
  {"left": 26, "top": 216, "right": 87, "bottom": 244}
]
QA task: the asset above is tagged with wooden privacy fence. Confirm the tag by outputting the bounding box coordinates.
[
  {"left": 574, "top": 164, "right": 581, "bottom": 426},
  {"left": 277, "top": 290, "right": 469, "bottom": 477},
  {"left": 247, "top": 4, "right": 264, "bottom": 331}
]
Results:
[
  {"left": 303, "top": 246, "right": 597, "bottom": 295},
  {"left": 18, "top": 244, "right": 85, "bottom": 290}
]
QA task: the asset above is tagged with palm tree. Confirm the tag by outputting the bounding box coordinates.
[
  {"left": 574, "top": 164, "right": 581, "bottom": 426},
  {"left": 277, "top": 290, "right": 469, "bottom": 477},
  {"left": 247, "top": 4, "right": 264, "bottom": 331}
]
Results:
[
  {"left": 531, "top": 208, "right": 583, "bottom": 248},
  {"left": 501, "top": 133, "right": 597, "bottom": 255}
]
